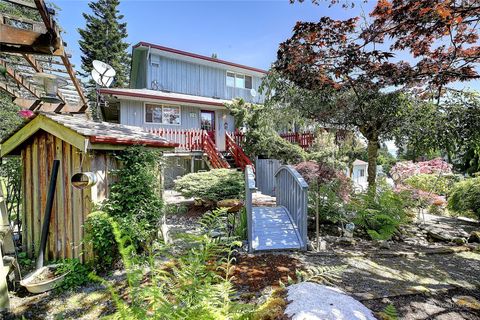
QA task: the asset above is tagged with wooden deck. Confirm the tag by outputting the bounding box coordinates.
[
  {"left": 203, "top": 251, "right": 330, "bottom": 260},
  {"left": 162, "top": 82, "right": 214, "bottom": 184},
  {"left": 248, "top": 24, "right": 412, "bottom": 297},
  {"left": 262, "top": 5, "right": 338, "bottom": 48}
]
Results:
[{"left": 251, "top": 206, "right": 303, "bottom": 251}]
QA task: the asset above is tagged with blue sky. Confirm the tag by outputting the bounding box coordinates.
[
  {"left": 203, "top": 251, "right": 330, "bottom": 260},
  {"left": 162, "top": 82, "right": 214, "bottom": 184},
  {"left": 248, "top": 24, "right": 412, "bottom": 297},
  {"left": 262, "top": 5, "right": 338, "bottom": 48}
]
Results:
[{"left": 55, "top": 0, "right": 374, "bottom": 72}]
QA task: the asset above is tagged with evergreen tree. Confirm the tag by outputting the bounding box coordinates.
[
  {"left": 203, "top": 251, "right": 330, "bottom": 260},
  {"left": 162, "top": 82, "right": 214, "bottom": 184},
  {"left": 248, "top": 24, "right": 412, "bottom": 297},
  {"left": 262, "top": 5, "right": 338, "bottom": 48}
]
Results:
[{"left": 78, "top": 0, "right": 130, "bottom": 91}]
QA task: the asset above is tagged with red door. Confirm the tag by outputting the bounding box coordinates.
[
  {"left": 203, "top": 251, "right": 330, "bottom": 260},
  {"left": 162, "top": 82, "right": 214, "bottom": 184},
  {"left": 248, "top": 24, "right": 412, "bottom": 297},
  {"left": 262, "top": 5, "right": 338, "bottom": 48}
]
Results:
[{"left": 200, "top": 110, "right": 215, "bottom": 142}]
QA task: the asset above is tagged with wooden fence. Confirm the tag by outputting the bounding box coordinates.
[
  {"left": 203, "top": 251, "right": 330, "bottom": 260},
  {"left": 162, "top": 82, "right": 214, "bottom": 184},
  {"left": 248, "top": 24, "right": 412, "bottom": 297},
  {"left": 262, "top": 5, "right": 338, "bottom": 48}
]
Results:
[
  {"left": 255, "top": 158, "right": 281, "bottom": 196},
  {"left": 232, "top": 131, "right": 315, "bottom": 150}
]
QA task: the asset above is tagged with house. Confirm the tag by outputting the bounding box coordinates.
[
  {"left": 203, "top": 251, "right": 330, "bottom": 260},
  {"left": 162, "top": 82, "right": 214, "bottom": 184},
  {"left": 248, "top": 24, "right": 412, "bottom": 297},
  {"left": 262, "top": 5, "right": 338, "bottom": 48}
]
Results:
[
  {"left": 0, "top": 112, "right": 176, "bottom": 261},
  {"left": 100, "top": 42, "right": 267, "bottom": 153}
]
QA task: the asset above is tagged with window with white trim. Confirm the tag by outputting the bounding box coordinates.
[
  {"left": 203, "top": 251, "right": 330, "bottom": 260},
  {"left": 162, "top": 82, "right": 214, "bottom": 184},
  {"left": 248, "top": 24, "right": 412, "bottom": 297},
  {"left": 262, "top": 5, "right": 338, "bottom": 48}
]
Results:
[
  {"left": 145, "top": 104, "right": 181, "bottom": 125},
  {"left": 226, "top": 71, "right": 253, "bottom": 89}
]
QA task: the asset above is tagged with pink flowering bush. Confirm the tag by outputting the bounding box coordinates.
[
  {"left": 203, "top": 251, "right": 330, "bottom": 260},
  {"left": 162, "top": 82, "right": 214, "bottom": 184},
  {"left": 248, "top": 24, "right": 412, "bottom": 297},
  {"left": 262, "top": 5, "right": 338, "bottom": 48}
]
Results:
[
  {"left": 18, "top": 109, "right": 34, "bottom": 119},
  {"left": 390, "top": 158, "right": 452, "bottom": 182}
]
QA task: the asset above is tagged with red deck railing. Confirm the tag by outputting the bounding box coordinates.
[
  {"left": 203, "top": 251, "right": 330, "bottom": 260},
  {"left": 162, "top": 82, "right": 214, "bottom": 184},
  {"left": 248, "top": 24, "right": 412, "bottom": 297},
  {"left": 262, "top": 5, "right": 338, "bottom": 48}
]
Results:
[
  {"left": 225, "top": 132, "right": 253, "bottom": 171},
  {"left": 145, "top": 128, "right": 229, "bottom": 169},
  {"left": 232, "top": 130, "right": 315, "bottom": 150}
]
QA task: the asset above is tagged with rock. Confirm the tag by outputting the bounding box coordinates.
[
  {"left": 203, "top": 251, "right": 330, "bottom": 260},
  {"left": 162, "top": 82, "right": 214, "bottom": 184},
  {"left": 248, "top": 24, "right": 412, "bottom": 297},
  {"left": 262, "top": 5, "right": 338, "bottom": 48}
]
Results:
[
  {"left": 285, "top": 283, "right": 376, "bottom": 320},
  {"left": 427, "top": 229, "right": 454, "bottom": 242},
  {"left": 452, "top": 295, "right": 480, "bottom": 310},
  {"left": 337, "top": 237, "right": 356, "bottom": 246},
  {"left": 451, "top": 237, "right": 467, "bottom": 245},
  {"left": 468, "top": 231, "right": 480, "bottom": 243}
]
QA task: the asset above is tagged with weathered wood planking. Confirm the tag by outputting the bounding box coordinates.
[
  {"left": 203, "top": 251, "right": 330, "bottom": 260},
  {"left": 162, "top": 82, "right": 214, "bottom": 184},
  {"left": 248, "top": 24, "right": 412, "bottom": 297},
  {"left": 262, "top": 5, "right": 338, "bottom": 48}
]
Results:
[{"left": 20, "top": 130, "right": 97, "bottom": 261}]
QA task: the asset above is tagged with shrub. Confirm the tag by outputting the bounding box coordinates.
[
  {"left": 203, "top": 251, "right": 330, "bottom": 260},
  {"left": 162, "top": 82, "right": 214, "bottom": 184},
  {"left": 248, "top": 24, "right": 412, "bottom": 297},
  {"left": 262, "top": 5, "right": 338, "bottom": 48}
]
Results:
[
  {"left": 84, "top": 211, "right": 117, "bottom": 272},
  {"left": 448, "top": 177, "right": 480, "bottom": 219},
  {"left": 348, "top": 185, "right": 407, "bottom": 240},
  {"left": 404, "top": 173, "right": 461, "bottom": 196},
  {"left": 55, "top": 258, "right": 91, "bottom": 292},
  {"left": 103, "top": 146, "right": 163, "bottom": 251},
  {"left": 390, "top": 158, "right": 452, "bottom": 181},
  {"left": 174, "top": 169, "right": 244, "bottom": 203}
]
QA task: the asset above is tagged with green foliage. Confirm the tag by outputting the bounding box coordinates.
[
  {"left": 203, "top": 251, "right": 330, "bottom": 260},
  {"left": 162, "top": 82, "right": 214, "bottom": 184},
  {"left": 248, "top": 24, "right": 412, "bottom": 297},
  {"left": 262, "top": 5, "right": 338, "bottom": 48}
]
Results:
[
  {"left": 0, "top": 92, "right": 23, "bottom": 140},
  {"left": 377, "top": 145, "right": 397, "bottom": 175},
  {"left": 162, "top": 203, "right": 188, "bottom": 215},
  {"left": 0, "top": 157, "right": 22, "bottom": 226},
  {"left": 199, "top": 207, "right": 228, "bottom": 235},
  {"left": 84, "top": 211, "right": 117, "bottom": 272},
  {"left": 378, "top": 304, "right": 399, "bottom": 320},
  {"left": 233, "top": 208, "right": 248, "bottom": 240},
  {"left": 295, "top": 265, "right": 346, "bottom": 286},
  {"left": 174, "top": 169, "right": 244, "bottom": 203},
  {"left": 54, "top": 259, "right": 91, "bottom": 292},
  {"left": 404, "top": 174, "right": 460, "bottom": 196},
  {"left": 17, "top": 251, "right": 33, "bottom": 270},
  {"left": 349, "top": 186, "right": 407, "bottom": 240},
  {"left": 95, "top": 218, "right": 252, "bottom": 320},
  {"left": 102, "top": 146, "right": 163, "bottom": 252},
  {"left": 226, "top": 99, "right": 306, "bottom": 164},
  {"left": 448, "top": 177, "right": 480, "bottom": 219}
]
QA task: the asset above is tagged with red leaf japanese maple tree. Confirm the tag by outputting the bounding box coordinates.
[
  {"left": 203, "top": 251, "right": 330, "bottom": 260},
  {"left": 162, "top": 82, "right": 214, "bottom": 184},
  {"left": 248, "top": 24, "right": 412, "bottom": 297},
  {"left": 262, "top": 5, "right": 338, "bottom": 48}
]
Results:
[{"left": 273, "top": 0, "right": 480, "bottom": 188}]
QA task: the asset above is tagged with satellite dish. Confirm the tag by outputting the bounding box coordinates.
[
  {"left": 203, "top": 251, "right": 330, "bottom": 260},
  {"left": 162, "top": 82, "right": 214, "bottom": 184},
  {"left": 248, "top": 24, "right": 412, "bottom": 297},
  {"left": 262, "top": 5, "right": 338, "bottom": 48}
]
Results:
[
  {"left": 250, "top": 88, "right": 257, "bottom": 97},
  {"left": 91, "top": 60, "right": 116, "bottom": 87}
]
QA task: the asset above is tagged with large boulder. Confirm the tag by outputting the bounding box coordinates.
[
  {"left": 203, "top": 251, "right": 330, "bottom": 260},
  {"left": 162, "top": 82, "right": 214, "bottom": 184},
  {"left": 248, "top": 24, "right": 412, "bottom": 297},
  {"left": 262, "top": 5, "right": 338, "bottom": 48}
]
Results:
[{"left": 285, "top": 282, "right": 376, "bottom": 320}]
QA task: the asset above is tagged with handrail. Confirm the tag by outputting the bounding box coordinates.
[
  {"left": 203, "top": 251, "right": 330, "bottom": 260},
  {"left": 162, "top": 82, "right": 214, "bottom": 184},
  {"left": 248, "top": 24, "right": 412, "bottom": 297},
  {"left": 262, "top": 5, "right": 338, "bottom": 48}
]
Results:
[
  {"left": 225, "top": 132, "right": 253, "bottom": 171},
  {"left": 202, "top": 131, "right": 230, "bottom": 169},
  {"left": 274, "top": 165, "right": 308, "bottom": 249},
  {"left": 245, "top": 165, "right": 256, "bottom": 252}
]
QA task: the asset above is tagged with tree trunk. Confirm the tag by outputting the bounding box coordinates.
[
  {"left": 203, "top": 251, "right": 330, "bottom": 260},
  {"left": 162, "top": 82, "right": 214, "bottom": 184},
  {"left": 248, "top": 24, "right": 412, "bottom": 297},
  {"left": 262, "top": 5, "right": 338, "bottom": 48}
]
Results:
[{"left": 366, "top": 137, "right": 379, "bottom": 190}]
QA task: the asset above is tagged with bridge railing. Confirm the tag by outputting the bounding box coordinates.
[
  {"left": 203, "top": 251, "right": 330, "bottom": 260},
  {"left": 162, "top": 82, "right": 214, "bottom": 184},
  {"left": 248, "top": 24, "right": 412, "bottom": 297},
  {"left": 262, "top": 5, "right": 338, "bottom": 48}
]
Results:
[
  {"left": 274, "top": 165, "right": 308, "bottom": 249},
  {"left": 245, "top": 165, "right": 256, "bottom": 252}
]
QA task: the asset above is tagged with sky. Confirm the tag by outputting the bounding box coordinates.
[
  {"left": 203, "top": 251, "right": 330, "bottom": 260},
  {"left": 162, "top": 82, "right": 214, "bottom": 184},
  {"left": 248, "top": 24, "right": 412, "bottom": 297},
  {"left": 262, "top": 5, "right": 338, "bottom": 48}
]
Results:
[{"left": 54, "top": 0, "right": 376, "bottom": 73}]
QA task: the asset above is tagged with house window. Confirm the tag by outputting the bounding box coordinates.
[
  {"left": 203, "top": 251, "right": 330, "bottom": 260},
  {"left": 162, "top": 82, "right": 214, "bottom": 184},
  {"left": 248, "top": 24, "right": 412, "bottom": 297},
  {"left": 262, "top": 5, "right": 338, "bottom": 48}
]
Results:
[
  {"left": 359, "top": 169, "right": 365, "bottom": 177},
  {"left": 226, "top": 71, "right": 252, "bottom": 89},
  {"left": 145, "top": 104, "right": 181, "bottom": 125}
]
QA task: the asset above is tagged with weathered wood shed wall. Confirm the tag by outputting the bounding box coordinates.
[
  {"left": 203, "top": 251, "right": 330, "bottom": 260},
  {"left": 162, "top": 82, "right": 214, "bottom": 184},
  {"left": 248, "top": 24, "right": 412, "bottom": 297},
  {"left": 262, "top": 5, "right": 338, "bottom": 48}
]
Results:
[{"left": 21, "top": 130, "right": 120, "bottom": 261}]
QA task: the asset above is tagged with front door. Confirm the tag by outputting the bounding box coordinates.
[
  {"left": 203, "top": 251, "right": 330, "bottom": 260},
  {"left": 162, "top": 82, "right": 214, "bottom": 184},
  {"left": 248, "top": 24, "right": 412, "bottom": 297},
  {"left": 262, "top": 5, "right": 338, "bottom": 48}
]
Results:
[{"left": 200, "top": 110, "right": 215, "bottom": 142}]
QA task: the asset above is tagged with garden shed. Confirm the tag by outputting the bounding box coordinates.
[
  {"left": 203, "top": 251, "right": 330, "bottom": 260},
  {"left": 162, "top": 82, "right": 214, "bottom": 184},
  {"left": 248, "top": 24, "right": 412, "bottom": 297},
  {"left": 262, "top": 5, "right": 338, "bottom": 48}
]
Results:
[{"left": 0, "top": 112, "right": 177, "bottom": 262}]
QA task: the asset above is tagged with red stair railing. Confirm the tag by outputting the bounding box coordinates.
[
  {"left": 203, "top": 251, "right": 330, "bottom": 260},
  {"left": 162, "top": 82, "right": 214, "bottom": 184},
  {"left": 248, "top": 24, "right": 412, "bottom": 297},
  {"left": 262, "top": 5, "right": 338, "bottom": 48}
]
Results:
[{"left": 226, "top": 132, "right": 253, "bottom": 171}]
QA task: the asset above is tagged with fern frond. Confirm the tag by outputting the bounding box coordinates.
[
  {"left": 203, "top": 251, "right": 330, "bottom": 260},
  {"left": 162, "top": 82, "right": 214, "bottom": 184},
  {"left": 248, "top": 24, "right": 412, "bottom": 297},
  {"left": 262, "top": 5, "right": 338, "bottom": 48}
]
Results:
[{"left": 297, "top": 265, "right": 347, "bottom": 285}]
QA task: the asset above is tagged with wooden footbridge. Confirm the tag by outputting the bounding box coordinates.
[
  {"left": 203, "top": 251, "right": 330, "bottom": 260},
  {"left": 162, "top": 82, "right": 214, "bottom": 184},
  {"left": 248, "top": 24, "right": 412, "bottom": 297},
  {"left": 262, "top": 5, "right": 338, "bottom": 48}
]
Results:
[{"left": 245, "top": 165, "right": 308, "bottom": 252}]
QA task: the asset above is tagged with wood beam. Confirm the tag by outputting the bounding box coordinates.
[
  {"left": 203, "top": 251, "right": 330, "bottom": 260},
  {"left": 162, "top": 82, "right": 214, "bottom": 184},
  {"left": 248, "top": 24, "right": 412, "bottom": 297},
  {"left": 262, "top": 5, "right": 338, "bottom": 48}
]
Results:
[
  {"left": 0, "top": 60, "right": 40, "bottom": 98},
  {"left": 60, "top": 54, "right": 87, "bottom": 110},
  {"left": 34, "top": 0, "right": 56, "bottom": 35},
  {"left": 13, "top": 98, "right": 82, "bottom": 113},
  {"left": 0, "top": 24, "right": 63, "bottom": 55},
  {"left": 3, "top": 0, "right": 37, "bottom": 9},
  {"left": 0, "top": 82, "right": 17, "bottom": 97}
]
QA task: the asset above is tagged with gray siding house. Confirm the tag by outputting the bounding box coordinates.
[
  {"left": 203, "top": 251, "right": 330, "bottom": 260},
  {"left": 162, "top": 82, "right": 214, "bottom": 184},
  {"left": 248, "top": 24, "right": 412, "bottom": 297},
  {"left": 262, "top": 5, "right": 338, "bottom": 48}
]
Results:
[{"left": 100, "top": 42, "right": 267, "bottom": 152}]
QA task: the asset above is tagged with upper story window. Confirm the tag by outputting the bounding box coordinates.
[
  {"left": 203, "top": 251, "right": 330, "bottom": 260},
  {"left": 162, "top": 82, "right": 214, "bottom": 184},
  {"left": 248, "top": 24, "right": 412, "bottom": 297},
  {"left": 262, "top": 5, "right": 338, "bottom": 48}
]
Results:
[
  {"left": 226, "top": 71, "right": 252, "bottom": 89},
  {"left": 145, "top": 103, "right": 181, "bottom": 125}
]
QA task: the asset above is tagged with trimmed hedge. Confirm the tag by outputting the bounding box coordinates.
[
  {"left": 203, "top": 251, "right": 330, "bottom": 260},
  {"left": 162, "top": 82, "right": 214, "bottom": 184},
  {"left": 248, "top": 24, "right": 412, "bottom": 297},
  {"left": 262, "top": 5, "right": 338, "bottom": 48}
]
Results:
[
  {"left": 174, "top": 169, "right": 244, "bottom": 203},
  {"left": 448, "top": 177, "right": 480, "bottom": 219}
]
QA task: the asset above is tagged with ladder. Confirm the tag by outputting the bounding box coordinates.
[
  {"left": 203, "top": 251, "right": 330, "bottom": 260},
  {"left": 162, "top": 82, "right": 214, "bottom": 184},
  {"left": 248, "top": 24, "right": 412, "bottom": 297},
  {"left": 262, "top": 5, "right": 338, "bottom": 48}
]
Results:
[{"left": 0, "top": 182, "right": 16, "bottom": 310}]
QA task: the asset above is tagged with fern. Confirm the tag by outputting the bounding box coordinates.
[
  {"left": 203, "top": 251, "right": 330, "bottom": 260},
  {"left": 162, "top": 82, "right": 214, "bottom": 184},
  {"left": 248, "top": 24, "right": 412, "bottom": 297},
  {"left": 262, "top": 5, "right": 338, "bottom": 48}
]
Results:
[
  {"left": 296, "top": 265, "right": 346, "bottom": 286},
  {"left": 378, "top": 303, "right": 399, "bottom": 320}
]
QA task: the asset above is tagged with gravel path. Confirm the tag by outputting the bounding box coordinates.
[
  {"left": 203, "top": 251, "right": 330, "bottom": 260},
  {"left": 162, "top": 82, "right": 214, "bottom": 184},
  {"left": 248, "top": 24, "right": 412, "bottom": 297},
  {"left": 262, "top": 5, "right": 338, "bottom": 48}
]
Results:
[{"left": 299, "top": 250, "right": 480, "bottom": 319}]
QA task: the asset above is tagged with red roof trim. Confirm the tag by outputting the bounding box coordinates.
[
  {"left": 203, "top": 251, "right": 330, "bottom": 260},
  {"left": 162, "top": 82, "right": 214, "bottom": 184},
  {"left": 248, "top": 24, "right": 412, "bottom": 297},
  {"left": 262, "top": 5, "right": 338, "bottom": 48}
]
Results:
[
  {"left": 99, "top": 88, "right": 227, "bottom": 107},
  {"left": 133, "top": 42, "right": 268, "bottom": 74},
  {"left": 89, "top": 135, "right": 179, "bottom": 148}
]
